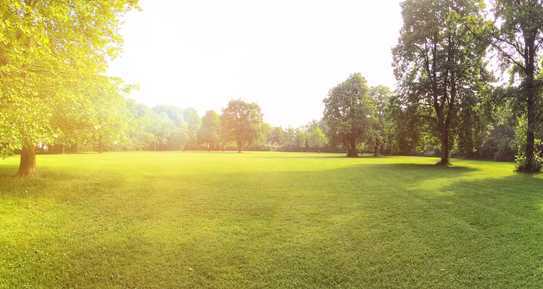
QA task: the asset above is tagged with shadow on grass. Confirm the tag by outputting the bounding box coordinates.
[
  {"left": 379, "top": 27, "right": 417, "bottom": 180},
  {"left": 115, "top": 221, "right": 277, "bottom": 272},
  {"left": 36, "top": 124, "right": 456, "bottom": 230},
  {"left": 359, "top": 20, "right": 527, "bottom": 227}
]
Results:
[
  {"left": 248, "top": 153, "right": 398, "bottom": 160},
  {"left": 438, "top": 174, "right": 543, "bottom": 217},
  {"left": 365, "top": 162, "right": 478, "bottom": 171},
  {"left": 3, "top": 158, "right": 543, "bottom": 288}
]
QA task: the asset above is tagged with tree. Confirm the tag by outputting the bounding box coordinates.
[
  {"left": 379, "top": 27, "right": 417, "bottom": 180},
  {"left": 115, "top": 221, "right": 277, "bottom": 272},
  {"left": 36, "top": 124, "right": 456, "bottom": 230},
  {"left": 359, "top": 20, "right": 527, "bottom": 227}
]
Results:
[
  {"left": 0, "top": 0, "right": 138, "bottom": 176},
  {"left": 386, "top": 94, "right": 422, "bottom": 155},
  {"left": 198, "top": 111, "right": 221, "bottom": 150},
  {"left": 306, "top": 122, "right": 327, "bottom": 151},
  {"left": 369, "top": 85, "right": 393, "bottom": 155},
  {"left": 393, "top": 0, "right": 489, "bottom": 165},
  {"left": 491, "top": 0, "right": 543, "bottom": 172},
  {"left": 295, "top": 128, "right": 308, "bottom": 151},
  {"left": 182, "top": 108, "right": 201, "bottom": 149},
  {"left": 268, "top": 127, "right": 287, "bottom": 150},
  {"left": 221, "top": 100, "right": 263, "bottom": 152},
  {"left": 323, "top": 73, "right": 375, "bottom": 157},
  {"left": 125, "top": 102, "right": 190, "bottom": 151},
  {"left": 256, "top": 123, "right": 272, "bottom": 149}
]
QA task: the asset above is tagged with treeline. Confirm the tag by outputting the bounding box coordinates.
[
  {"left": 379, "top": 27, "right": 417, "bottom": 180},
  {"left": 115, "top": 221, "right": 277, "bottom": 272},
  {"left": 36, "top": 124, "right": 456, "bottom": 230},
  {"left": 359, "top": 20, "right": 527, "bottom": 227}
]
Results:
[
  {"left": 392, "top": 0, "right": 543, "bottom": 172},
  {"left": 43, "top": 98, "right": 330, "bottom": 153},
  {"left": 39, "top": 68, "right": 539, "bottom": 167},
  {"left": 321, "top": 73, "right": 538, "bottom": 164},
  {"left": 3, "top": 0, "right": 543, "bottom": 175}
]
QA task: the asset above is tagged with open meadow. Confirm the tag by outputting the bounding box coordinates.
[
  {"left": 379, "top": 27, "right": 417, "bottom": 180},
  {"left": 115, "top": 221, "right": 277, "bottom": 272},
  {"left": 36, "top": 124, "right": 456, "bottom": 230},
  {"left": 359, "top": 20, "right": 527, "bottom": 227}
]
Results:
[{"left": 1, "top": 152, "right": 543, "bottom": 288}]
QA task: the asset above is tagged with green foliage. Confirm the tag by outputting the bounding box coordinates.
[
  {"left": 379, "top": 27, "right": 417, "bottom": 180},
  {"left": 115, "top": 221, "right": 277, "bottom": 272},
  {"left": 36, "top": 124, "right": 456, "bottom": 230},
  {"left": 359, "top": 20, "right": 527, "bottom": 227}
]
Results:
[
  {"left": 267, "top": 127, "right": 287, "bottom": 149},
  {"left": 368, "top": 85, "right": 393, "bottom": 155},
  {"left": 394, "top": 0, "right": 490, "bottom": 164},
  {"left": 0, "top": 0, "right": 138, "bottom": 173},
  {"left": 306, "top": 122, "right": 327, "bottom": 150},
  {"left": 385, "top": 94, "right": 422, "bottom": 155},
  {"left": 125, "top": 102, "right": 199, "bottom": 151},
  {"left": 491, "top": 0, "right": 543, "bottom": 172},
  {"left": 514, "top": 115, "right": 543, "bottom": 171},
  {"left": 221, "top": 100, "right": 263, "bottom": 152},
  {"left": 198, "top": 110, "right": 221, "bottom": 150},
  {"left": 323, "top": 73, "right": 375, "bottom": 157}
]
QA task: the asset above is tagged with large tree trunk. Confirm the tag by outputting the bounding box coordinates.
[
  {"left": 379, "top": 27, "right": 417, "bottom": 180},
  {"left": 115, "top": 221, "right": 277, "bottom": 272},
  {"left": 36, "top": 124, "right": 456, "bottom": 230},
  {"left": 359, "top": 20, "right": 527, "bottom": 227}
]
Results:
[
  {"left": 521, "top": 38, "right": 539, "bottom": 172},
  {"left": 346, "top": 138, "right": 358, "bottom": 157},
  {"left": 438, "top": 126, "right": 450, "bottom": 166},
  {"left": 17, "top": 143, "right": 36, "bottom": 177}
]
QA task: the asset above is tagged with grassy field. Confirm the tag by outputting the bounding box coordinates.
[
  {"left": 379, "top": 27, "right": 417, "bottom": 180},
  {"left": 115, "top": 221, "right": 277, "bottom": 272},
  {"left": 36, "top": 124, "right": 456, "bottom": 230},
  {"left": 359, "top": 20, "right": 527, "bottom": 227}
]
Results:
[{"left": 1, "top": 152, "right": 543, "bottom": 288}]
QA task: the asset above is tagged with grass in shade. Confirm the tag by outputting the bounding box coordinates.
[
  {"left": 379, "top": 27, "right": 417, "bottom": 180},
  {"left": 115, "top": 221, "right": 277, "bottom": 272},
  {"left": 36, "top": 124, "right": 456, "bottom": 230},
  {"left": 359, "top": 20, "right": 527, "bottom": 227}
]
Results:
[{"left": 1, "top": 151, "right": 543, "bottom": 289}]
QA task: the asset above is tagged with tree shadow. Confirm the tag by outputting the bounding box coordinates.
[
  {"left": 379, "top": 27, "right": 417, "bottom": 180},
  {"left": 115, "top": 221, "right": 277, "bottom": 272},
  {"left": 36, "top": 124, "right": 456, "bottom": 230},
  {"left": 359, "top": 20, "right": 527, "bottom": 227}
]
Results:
[
  {"left": 365, "top": 162, "right": 478, "bottom": 171},
  {"left": 2, "top": 157, "right": 540, "bottom": 288}
]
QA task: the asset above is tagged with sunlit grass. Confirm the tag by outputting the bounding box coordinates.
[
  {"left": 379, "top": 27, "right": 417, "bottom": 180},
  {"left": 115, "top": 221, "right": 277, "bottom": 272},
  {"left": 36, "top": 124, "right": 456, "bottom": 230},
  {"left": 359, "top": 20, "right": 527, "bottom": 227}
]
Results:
[{"left": 1, "top": 152, "right": 542, "bottom": 288}]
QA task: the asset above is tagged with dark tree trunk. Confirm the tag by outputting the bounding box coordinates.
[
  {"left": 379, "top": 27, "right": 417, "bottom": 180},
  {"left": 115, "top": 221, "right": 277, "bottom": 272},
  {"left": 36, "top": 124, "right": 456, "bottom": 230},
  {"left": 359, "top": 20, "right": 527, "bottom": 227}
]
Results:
[
  {"left": 520, "top": 36, "right": 539, "bottom": 172},
  {"left": 17, "top": 143, "right": 36, "bottom": 177},
  {"left": 346, "top": 138, "right": 358, "bottom": 157},
  {"left": 438, "top": 127, "right": 450, "bottom": 166},
  {"left": 237, "top": 140, "right": 242, "bottom": 153},
  {"left": 525, "top": 82, "right": 537, "bottom": 171}
]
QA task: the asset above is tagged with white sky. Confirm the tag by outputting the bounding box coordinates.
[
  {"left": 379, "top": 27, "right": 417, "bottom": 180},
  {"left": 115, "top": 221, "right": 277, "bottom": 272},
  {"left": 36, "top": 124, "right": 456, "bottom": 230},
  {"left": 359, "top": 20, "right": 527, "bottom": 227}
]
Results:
[{"left": 108, "top": 0, "right": 403, "bottom": 127}]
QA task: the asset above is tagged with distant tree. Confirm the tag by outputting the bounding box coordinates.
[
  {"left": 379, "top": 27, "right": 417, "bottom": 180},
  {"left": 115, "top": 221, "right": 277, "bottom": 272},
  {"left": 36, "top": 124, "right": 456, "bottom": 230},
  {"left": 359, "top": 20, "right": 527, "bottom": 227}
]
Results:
[
  {"left": 306, "top": 122, "right": 327, "bottom": 151},
  {"left": 369, "top": 85, "right": 393, "bottom": 155},
  {"left": 295, "top": 128, "right": 308, "bottom": 151},
  {"left": 256, "top": 123, "right": 272, "bottom": 149},
  {"left": 147, "top": 112, "right": 175, "bottom": 151},
  {"left": 153, "top": 105, "right": 185, "bottom": 126},
  {"left": 268, "top": 127, "right": 287, "bottom": 149},
  {"left": 490, "top": 0, "right": 543, "bottom": 172},
  {"left": 182, "top": 108, "right": 201, "bottom": 148},
  {"left": 221, "top": 100, "right": 263, "bottom": 152},
  {"left": 126, "top": 103, "right": 189, "bottom": 151},
  {"left": 386, "top": 94, "right": 421, "bottom": 155},
  {"left": 323, "top": 73, "right": 375, "bottom": 157},
  {"left": 393, "top": 0, "right": 489, "bottom": 165},
  {"left": 198, "top": 111, "right": 221, "bottom": 150},
  {"left": 456, "top": 82, "right": 493, "bottom": 159}
]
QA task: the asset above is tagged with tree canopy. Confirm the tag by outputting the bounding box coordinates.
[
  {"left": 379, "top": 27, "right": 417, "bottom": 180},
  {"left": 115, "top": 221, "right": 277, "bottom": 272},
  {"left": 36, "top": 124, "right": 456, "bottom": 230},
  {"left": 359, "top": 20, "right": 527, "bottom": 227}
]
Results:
[
  {"left": 221, "top": 100, "right": 263, "bottom": 153},
  {"left": 0, "top": 0, "right": 138, "bottom": 175},
  {"left": 490, "top": 0, "right": 543, "bottom": 172},
  {"left": 323, "top": 73, "right": 375, "bottom": 157},
  {"left": 393, "top": 0, "right": 489, "bottom": 165}
]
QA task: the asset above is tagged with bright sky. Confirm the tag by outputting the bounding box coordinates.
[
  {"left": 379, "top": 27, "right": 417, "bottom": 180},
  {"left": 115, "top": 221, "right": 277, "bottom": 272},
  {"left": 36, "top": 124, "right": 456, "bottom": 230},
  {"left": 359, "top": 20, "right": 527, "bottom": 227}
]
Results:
[{"left": 108, "top": 0, "right": 403, "bottom": 127}]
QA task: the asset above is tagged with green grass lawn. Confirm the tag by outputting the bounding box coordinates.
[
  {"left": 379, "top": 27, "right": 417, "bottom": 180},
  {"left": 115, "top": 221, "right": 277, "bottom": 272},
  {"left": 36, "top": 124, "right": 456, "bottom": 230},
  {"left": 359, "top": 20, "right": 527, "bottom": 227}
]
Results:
[{"left": 1, "top": 152, "right": 543, "bottom": 289}]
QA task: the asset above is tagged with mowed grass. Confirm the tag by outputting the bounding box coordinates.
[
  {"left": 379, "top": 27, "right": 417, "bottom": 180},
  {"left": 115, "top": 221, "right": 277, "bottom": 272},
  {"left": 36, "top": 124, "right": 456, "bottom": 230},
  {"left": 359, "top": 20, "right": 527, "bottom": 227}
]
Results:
[{"left": 1, "top": 152, "right": 543, "bottom": 289}]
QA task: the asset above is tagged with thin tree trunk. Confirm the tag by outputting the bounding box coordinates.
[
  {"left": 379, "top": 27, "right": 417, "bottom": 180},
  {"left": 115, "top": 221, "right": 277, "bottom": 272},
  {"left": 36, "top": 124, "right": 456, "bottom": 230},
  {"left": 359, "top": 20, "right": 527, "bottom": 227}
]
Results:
[
  {"left": 524, "top": 79, "right": 537, "bottom": 171},
  {"left": 524, "top": 45, "right": 538, "bottom": 171},
  {"left": 17, "top": 143, "right": 36, "bottom": 176}
]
